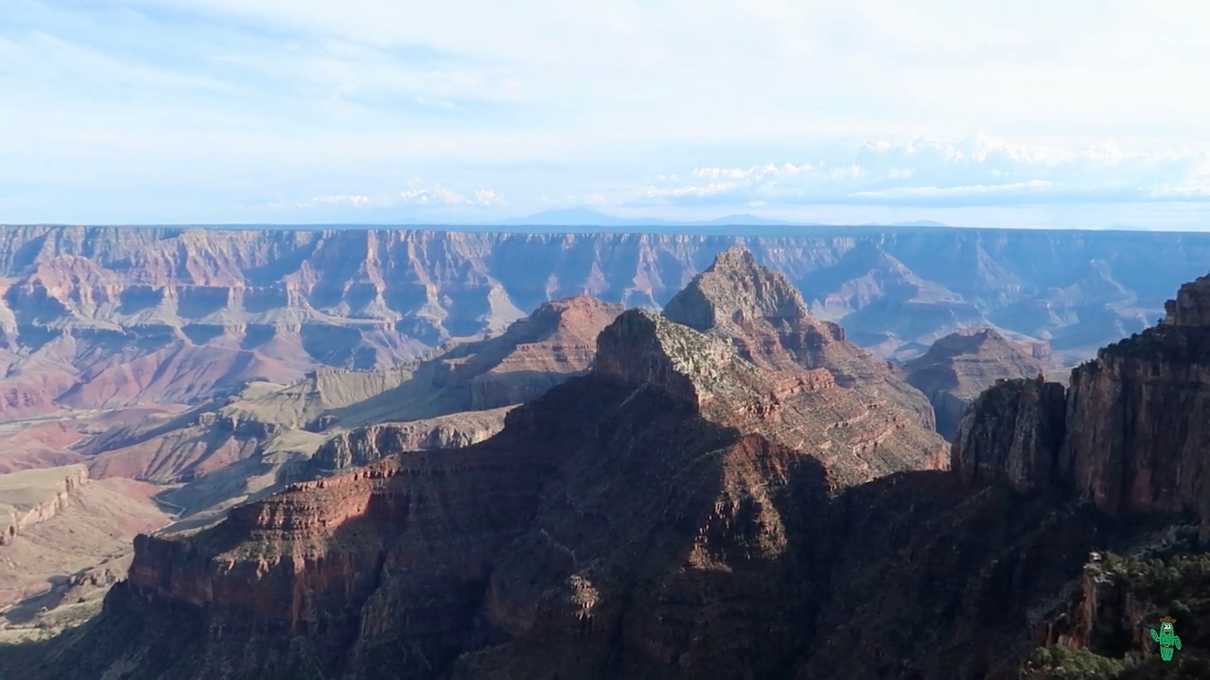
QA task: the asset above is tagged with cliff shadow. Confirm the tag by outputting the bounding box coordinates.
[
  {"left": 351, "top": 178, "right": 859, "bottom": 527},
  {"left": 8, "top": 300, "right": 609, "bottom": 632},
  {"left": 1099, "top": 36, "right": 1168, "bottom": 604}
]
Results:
[
  {"left": 800, "top": 471, "right": 1118, "bottom": 679},
  {"left": 444, "top": 376, "right": 833, "bottom": 680}
]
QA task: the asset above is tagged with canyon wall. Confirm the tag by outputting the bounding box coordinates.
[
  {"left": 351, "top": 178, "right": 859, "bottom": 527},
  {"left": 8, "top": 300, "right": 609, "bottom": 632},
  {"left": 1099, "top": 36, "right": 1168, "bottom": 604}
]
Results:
[
  {"left": 952, "top": 273, "right": 1210, "bottom": 528},
  {"left": 0, "top": 224, "right": 1207, "bottom": 414}
]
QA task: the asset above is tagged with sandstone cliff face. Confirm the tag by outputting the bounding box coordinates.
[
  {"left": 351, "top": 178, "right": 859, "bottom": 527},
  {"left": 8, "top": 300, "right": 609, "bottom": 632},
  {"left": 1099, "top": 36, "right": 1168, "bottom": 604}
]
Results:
[
  {"left": 905, "top": 327, "right": 1048, "bottom": 440},
  {"left": 952, "top": 376, "right": 1067, "bottom": 493},
  {"left": 1063, "top": 310, "right": 1210, "bottom": 526}
]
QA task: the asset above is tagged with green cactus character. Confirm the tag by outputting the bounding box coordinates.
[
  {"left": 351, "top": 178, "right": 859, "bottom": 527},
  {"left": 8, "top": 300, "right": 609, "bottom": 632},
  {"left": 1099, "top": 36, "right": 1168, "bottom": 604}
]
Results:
[{"left": 1149, "top": 616, "right": 1182, "bottom": 662}]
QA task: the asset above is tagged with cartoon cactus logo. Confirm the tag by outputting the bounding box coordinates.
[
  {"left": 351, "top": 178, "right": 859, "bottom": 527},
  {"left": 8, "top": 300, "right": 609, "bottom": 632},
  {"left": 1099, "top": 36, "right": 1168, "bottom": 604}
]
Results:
[{"left": 1149, "top": 616, "right": 1182, "bottom": 662}]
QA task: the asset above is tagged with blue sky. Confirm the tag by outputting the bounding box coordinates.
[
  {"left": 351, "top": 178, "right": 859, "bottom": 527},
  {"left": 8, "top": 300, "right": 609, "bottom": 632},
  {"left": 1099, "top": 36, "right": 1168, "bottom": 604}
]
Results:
[{"left": 5, "top": 1, "right": 1210, "bottom": 228}]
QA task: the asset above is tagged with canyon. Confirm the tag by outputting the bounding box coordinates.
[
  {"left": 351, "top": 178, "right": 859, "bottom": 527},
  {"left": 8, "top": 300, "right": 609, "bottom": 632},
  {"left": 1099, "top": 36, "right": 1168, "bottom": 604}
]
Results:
[
  {"left": 8, "top": 248, "right": 954, "bottom": 678},
  {"left": 0, "top": 227, "right": 1208, "bottom": 678},
  {"left": 0, "top": 282, "right": 624, "bottom": 647}
]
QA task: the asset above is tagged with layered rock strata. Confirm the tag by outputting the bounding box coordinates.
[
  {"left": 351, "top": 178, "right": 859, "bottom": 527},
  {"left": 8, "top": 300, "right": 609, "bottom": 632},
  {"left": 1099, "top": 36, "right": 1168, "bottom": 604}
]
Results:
[{"left": 0, "top": 465, "right": 88, "bottom": 546}]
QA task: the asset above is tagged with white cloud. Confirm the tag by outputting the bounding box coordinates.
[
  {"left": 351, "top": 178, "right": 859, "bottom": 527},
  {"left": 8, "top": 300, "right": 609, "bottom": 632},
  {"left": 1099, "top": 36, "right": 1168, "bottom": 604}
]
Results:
[
  {"left": 641, "top": 181, "right": 740, "bottom": 200},
  {"left": 298, "top": 194, "right": 372, "bottom": 208},
  {"left": 850, "top": 180, "right": 1054, "bottom": 200},
  {"left": 397, "top": 184, "right": 502, "bottom": 207},
  {"left": 293, "top": 184, "right": 502, "bottom": 211},
  {"left": 472, "top": 189, "right": 503, "bottom": 207},
  {"left": 629, "top": 137, "right": 1210, "bottom": 208},
  {"left": 10, "top": 2, "right": 1210, "bottom": 225}
]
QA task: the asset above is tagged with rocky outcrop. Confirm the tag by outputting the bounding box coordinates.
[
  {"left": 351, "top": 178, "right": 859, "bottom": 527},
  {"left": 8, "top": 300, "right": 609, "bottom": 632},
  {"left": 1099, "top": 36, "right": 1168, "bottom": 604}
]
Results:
[
  {"left": 1163, "top": 273, "right": 1210, "bottom": 327},
  {"left": 1039, "top": 552, "right": 1145, "bottom": 655},
  {"left": 952, "top": 376, "right": 1067, "bottom": 493},
  {"left": 593, "top": 309, "right": 733, "bottom": 406},
  {"left": 664, "top": 246, "right": 940, "bottom": 430},
  {"left": 312, "top": 407, "right": 514, "bottom": 470},
  {"left": 1026, "top": 541, "right": 1210, "bottom": 677},
  {"left": 905, "top": 327, "right": 1048, "bottom": 440},
  {"left": 0, "top": 465, "right": 88, "bottom": 546},
  {"left": 1062, "top": 319, "right": 1210, "bottom": 529}
]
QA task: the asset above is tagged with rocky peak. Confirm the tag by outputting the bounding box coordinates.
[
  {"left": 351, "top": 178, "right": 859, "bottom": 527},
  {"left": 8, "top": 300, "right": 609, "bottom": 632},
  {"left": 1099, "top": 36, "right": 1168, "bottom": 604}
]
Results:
[
  {"left": 662, "top": 246, "right": 854, "bottom": 378},
  {"left": 665, "top": 247, "right": 941, "bottom": 436},
  {"left": 663, "top": 246, "right": 811, "bottom": 333},
  {"left": 923, "top": 327, "right": 1016, "bottom": 357},
  {"left": 906, "top": 327, "right": 1047, "bottom": 440},
  {"left": 593, "top": 309, "right": 740, "bottom": 406},
  {"left": 1163, "top": 273, "right": 1210, "bottom": 327},
  {"left": 505, "top": 294, "right": 622, "bottom": 343}
]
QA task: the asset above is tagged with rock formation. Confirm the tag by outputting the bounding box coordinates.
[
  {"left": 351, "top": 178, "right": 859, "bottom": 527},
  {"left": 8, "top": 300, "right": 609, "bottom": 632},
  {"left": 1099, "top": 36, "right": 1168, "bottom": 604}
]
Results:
[
  {"left": 312, "top": 407, "right": 514, "bottom": 470},
  {"left": 1063, "top": 274, "right": 1210, "bottom": 526},
  {"left": 0, "top": 465, "right": 88, "bottom": 546},
  {"left": 797, "top": 269, "right": 1210, "bottom": 678},
  {"left": 663, "top": 246, "right": 945, "bottom": 458},
  {"left": 951, "top": 376, "right": 1067, "bottom": 493},
  {"left": 1163, "top": 273, "right": 1210, "bottom": 327},
  {"left": 905, "top": 327, "right": 1048, "bottom": 440}
]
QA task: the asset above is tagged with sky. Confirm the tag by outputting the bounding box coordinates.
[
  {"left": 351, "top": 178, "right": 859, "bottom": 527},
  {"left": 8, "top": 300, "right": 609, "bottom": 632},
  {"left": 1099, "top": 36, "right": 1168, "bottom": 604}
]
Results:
[{"left": 5, "top": 1, "right": 1210, "bottom": 229}]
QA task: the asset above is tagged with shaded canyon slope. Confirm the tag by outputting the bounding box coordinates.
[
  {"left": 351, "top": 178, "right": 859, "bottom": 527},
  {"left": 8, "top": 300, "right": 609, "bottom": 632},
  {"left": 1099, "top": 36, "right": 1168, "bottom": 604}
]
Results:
[
  {"left": 0, "top": 225, "right": 1207, "bottom": 416},
  {"left": 735, "top": 270, "right": 1210, "bottom": 679},
  {"left": 24, "top": 250, "right": 950, "bottom": 679}
]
